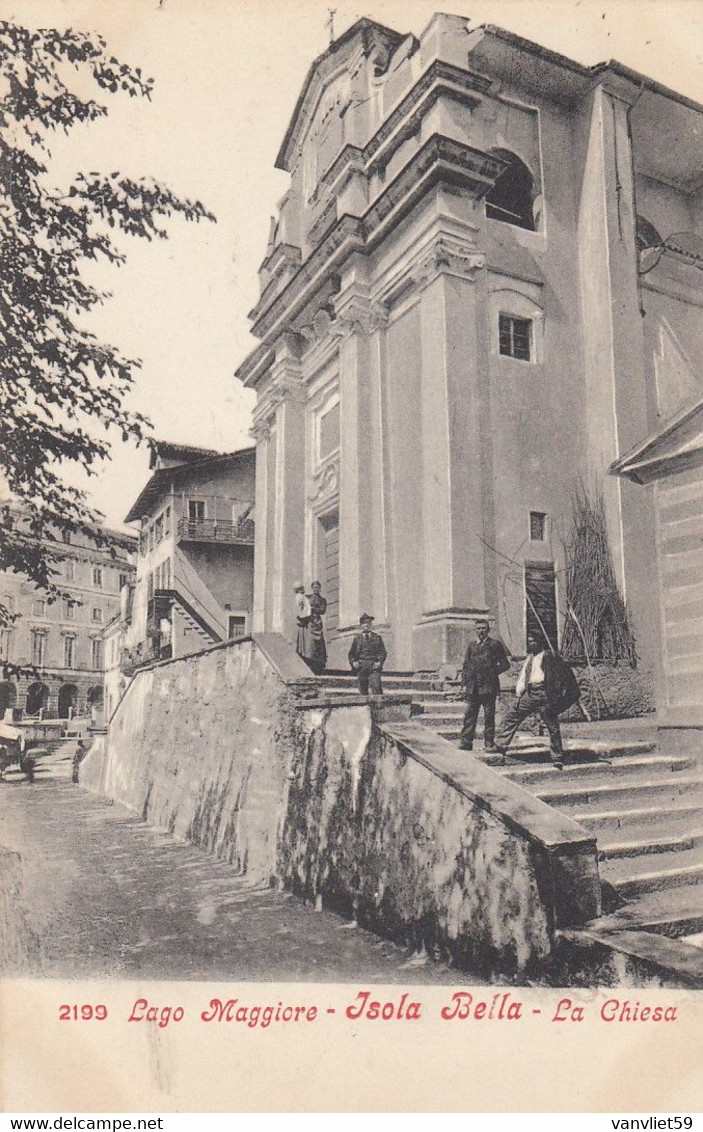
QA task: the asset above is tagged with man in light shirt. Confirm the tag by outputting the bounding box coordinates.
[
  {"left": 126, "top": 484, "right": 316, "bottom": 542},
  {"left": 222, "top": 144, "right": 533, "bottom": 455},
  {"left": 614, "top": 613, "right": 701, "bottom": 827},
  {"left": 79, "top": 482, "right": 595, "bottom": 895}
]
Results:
[{"left": 495, "top": 631, "right": 578, "bottom": 769}]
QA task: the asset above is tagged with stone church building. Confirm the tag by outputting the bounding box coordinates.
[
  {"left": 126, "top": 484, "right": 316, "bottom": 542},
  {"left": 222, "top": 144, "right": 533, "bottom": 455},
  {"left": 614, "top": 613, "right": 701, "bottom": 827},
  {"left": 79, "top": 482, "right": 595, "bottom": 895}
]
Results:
[{"left": 236, "top": 14, "right": 703, "bottom": 678}]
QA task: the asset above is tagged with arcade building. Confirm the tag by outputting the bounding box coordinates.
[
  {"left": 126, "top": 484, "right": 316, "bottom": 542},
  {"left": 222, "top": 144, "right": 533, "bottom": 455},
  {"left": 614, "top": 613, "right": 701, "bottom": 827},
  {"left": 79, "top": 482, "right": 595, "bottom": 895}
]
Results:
[{"left": 0, "top": 505, "right": 136, "bottom": 719}]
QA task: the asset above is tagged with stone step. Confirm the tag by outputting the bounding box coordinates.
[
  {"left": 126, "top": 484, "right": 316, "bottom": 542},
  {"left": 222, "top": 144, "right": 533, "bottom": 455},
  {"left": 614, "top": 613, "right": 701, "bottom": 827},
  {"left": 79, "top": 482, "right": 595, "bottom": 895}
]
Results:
[
  {"left": 597, "top": 828, "right": 703, "bottom": 861},
  {"left": 416, "top": 701, "right": 466, "bottom": 719},
  {"left": 588, "top": 883, "right": 703, "bottom": 939},
  {"left": 505, "top": 754, "right": 697, "bottom": 790},
  {"left": 317, "top": 674, "right": 436, "bottom": 691},
  {"left": 536, "top": 775, "right": 703, "bottom": 812},
  {"left": 602, "top": 847, "right": 703, "bottom": 899},
  {"left": 576, "top": 802, "right": 703, "bottom": 836}
]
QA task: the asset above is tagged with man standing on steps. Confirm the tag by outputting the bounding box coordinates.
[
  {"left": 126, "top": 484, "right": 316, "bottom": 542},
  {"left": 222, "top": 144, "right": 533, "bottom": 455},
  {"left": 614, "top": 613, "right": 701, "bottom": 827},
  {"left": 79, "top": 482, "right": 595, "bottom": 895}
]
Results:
[
  {"left": 348, "top": 613, "right": 387, "bottom": 696},
  {"left": 495, "top": 631, "right": 580, "bottom": 770},
  {"left": 458, "top": 618, "right": 511, "bottom": 753}
]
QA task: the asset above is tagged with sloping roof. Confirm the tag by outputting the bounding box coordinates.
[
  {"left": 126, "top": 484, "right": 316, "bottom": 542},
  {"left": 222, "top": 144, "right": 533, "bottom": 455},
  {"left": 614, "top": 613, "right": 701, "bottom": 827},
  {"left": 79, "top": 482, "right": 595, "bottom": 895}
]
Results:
[
  {"left": 149, "top": 439, "right": 222, "bottom": 470},
  {"left": 125, "top": 446, "right": 256, "bottom": 524},
  {"left": 609, "top": 398, "right": 703, "bottom": 485}
]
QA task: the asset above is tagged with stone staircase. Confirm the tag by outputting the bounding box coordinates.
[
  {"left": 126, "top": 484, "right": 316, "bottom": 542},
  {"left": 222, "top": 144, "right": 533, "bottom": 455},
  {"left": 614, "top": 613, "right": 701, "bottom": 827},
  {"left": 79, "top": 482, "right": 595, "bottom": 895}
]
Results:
[{"left": 316, "top": 668, "right": 703, "bottom": 949}]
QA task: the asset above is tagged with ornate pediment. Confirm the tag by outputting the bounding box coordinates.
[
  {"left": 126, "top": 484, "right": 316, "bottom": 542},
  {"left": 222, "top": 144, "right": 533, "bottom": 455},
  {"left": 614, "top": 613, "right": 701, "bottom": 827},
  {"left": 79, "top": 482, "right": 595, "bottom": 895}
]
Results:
[{"left": 276, "top": 19, "right": 407, "bottom": 173}]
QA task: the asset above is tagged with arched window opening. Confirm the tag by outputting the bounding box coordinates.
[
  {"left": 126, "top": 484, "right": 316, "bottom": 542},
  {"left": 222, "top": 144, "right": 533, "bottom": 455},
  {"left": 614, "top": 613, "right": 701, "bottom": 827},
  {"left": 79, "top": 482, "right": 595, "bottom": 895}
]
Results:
[{"left": 485, "top": 152, "right": 536, "bottom": 231}]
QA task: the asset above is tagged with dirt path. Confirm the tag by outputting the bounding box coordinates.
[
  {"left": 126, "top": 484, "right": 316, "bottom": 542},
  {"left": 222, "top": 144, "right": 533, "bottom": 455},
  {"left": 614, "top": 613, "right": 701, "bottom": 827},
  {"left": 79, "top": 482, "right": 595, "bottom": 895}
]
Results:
[{"left": 0, "top": 770, "right": 470, "bottom": 983}]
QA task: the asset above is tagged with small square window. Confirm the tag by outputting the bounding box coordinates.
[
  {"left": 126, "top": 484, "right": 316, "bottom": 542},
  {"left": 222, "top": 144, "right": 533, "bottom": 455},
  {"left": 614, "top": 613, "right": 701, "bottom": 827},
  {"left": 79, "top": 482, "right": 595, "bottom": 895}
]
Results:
[
  {"left": 188, "top": 500, "right": 206, "bottom": 522},
  {"left": 530, "top": 511, "right": 547, "bottom": 541},
  {"left": 228, "top": 615, "right": 246, "bottom": 639},
  {"left": 499, "top": 314, "right": 532, "bottom": 361},
  {"left": 32, "top": 598, "right": 46, "bottom": 617},
  {"left": 92, "top": 607, "right": 103, "bottom": 623}
]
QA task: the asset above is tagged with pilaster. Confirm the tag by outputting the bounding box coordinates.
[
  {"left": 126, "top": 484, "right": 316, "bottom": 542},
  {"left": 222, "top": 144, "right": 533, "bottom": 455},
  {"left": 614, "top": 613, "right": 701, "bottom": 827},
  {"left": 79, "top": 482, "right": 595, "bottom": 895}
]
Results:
[
  {"left": 334, "top": 257, "right": 389, "bottom": 628},
  {"left": 411, "top": 231, "right": 491, "bottom": 668},
  {"left": 250, "top": 333, "right": 307, "bottom": 636},
  {"left": 577, "top": 81, "right": 658, "bottom": 667}
]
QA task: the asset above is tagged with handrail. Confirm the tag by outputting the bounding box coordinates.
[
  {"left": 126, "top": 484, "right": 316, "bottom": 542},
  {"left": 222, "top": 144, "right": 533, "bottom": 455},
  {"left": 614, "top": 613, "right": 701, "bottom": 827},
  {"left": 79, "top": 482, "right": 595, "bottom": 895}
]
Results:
[{"left": 177, "top": 517, "right": 255, "bottom": 545}]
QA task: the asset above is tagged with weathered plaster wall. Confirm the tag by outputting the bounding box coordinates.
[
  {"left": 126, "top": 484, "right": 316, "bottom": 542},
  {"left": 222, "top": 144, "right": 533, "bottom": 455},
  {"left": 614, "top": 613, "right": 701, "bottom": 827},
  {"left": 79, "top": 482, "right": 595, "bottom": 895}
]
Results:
[
  {"left": 80, "top": 638, "right": 298, "bottom": 879},
  {"left": 81, "top": 634, "right": 599, "bottom": 977},
  {"left": 281, "top": 709, "right": 599, "bottom": 976}
]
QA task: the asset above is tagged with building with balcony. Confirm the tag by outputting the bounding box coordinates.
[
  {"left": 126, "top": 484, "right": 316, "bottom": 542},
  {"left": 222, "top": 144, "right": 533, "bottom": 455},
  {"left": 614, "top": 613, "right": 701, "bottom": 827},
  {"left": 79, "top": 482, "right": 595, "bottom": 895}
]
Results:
[
  {"left": 121, "top": 441, "right": 255, "bottom": 670},
  {"left": 0, "top": 505, "right": 136, "bottom": 719},
  {"left": 236, "top": 14, "right": 703, "bottom": 678}
]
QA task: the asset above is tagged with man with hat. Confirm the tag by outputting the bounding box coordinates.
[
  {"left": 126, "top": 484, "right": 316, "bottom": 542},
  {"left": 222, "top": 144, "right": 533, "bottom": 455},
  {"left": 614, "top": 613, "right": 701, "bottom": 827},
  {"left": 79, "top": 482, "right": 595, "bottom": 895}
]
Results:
[
  {"left": 459, "top": 618, "right": 511, "bottom": 753},
  {"left": 348, "top": 613, "right": 387, "bottom": 695}
]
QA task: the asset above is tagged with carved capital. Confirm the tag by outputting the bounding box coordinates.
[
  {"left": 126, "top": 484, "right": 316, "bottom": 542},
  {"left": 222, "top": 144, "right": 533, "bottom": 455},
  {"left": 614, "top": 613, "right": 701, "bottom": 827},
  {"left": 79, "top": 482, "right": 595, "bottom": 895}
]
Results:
[
  {"left": 299, "top": 299, "right": 388, "bottom": 342},
  {"left": 332, "top": 294, "right": 389, "bottom": 337},
  {"left": 411, "top": 237, "right": 485, "bottom": 289},
  {"left": 249, "top": 418, "right": 271, "bottom": 443}
]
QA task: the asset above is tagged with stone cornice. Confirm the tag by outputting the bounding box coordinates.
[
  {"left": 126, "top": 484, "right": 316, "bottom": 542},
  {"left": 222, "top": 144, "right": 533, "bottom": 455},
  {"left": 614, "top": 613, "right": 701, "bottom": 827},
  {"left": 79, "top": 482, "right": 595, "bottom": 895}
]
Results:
[
  {"left": 313, "top": 60, "right": 492, "bottom": 199},
  {"left": 249, "top": 356, "right": 306, "bottom": 437},
  {"left": 362, "top": 135, "right": 504, "bottom": 242},
  {"left": 246, "top": 135, "right": 506, "bottom": 345},
  {"left": 236, "top": 342, "right": 274, "bottom": 388},
  {"left": 365, "top": 60, "right": 491, "bottom": 172}
]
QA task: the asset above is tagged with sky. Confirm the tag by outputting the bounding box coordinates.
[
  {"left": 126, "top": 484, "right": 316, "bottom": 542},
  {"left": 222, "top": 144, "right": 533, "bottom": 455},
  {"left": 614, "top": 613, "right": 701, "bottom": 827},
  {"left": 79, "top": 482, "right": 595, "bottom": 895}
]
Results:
[{"left": 5, "top": 0, "right": 703, "bottom": 530}]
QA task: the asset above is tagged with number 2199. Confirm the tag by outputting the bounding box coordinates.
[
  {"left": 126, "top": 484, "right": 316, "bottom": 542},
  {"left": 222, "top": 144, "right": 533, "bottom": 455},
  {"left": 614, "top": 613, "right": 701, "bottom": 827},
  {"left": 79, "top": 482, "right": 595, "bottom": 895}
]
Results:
[{"left": 59, "top": 1004, "right": 108, "bottom": 1021}]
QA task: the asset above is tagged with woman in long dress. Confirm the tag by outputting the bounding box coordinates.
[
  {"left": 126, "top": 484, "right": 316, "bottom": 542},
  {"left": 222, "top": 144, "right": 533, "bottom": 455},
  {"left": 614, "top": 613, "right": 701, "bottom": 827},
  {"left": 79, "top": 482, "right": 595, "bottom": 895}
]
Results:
[
  {"left": 306, "top": 580, "right": 327, "bottom": 675},
  {"left": 294, "top": 583, "right": 312, "bottom": 664}
]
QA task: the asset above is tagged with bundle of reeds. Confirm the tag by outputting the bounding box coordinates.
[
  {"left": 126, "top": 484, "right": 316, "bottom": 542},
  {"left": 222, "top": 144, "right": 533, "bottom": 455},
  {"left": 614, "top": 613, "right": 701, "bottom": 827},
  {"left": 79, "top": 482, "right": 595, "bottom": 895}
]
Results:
[{"left": 561, "top": 485, "right": 637, "bottom": 667}]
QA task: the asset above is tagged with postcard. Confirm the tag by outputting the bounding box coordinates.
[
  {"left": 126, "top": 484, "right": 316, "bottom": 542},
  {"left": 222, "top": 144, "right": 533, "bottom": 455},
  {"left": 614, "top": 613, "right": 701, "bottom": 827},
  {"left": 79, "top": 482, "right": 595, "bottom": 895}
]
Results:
[{"left": 2, "top": 0, "right": 703, "bottom": 1114}]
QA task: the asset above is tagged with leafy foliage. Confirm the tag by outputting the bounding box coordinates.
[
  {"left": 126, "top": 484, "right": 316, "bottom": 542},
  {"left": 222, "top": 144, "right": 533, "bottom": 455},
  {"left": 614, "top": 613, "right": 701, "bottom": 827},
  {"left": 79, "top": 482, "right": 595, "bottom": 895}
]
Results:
[{"left": 0, "top": 21, "right": 214, "bottom": 612}]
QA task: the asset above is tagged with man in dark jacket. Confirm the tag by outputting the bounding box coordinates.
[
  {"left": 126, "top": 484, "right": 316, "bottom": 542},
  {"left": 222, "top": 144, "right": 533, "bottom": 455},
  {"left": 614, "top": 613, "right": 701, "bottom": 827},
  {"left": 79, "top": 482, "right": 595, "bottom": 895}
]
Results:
[
  {"left": 459, "top": 619, "right": 511, "bottom": 752},
  {"left": 495, "top": 632, "right": 581, "bottom": 769},
  {"left": 348, "top": 613, "right": 387, "bottom": 695}
]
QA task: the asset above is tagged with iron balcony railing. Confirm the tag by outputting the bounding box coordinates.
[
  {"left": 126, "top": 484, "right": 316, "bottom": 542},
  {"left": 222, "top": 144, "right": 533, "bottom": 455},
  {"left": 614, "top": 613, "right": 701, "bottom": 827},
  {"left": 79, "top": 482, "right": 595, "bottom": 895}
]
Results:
[{"left": 176, "top": 516, "right": 255, "bottom": 546}]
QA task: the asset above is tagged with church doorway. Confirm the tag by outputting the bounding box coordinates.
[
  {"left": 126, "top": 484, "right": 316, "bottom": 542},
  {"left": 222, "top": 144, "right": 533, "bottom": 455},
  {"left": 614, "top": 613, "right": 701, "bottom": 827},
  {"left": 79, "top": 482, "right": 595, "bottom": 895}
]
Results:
[
  {"left": 524, "top": 562, "right": 558, "bottom": 652},
  {"left": 319, "top": 511, "right": 339, "bottom": 635}
]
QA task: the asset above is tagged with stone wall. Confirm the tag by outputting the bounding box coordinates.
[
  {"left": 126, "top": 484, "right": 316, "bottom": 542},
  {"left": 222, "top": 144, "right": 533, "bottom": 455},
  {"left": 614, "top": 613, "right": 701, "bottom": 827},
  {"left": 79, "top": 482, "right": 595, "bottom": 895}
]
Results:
[
  {"left": 81, "top": 634, "right": 600, "bottom": 977},
  {"left": 79, "top": 635, "right": 310, "bottom": 880},
  {"left": 282, "top": 709, "right": 599, "bottom": 977}
]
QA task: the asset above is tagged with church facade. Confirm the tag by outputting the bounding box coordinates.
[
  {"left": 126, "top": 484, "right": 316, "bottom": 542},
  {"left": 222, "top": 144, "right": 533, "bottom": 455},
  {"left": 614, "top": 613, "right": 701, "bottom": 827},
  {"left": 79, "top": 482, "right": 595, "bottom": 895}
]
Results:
[{"left": 236, "top": 14, "right": 703, "bottom": 674}]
